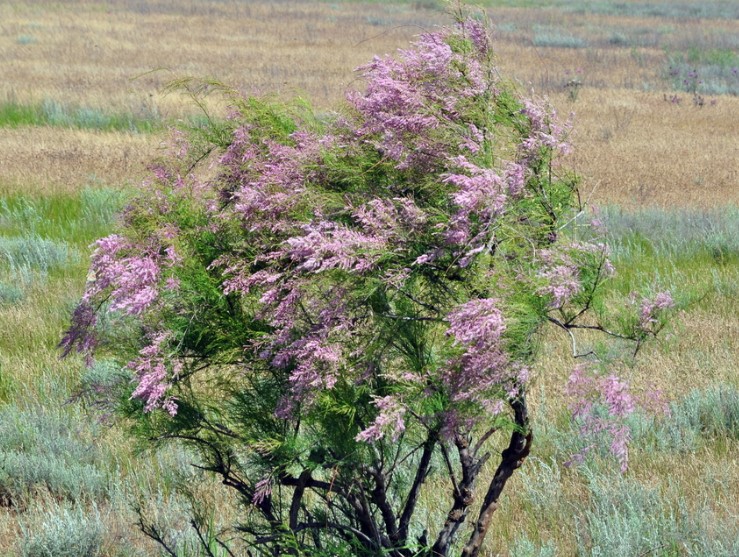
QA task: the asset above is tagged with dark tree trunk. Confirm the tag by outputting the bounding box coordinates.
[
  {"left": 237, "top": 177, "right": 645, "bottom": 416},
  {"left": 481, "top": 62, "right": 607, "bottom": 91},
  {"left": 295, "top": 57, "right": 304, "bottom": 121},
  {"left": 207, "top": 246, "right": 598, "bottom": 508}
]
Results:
[{"left": 461, "top": 396, "right": 532, "bottom": 557}]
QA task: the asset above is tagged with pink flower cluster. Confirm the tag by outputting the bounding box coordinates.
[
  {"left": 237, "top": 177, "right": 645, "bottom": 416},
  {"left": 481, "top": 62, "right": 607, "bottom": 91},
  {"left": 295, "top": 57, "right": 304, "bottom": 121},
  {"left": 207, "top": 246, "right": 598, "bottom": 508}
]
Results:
[
  {"left": 84, "top": 234, "right": 167, "bottom": 316},
  {"left": 269, "top": 293, "right": 353, "bottom": 418},
  {"left": 566, "top": 365, "right": 636, "bottom": 472},
  {"left": 284, "top": 222, "right": 387, "bottom": 274},
  {"left": 519, "top": 99, "right": 572, "bottom": 163},
  {"left": 355, "top": 395, "right": 407, "bottom": 443},
  {"left": 536, "top": 249, "right": 582, "bottom": 308},
  {"left": 348, "top": 27, "right": 487, "bottom": 170},
  {"left": 639, "top": 291, "right": 675, "bottom": 329},
  {"left": 128, "top": 331, "right": 180, "bottom": 416},
  {"left": 445, "top": 299, "right": 524, "bottom": 407}
]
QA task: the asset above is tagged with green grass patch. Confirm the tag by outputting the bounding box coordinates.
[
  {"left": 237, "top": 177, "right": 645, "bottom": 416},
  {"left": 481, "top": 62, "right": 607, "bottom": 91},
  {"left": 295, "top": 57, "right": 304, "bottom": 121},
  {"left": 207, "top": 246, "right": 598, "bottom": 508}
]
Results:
[
  {"left": 532, "top": 26, "right": 587, "bottom": 49},
  {"left": 352, "top": 0, "right": 739, "bottom": 20},
  {"left": 665, "top": 48, "right": 739, "bottom": 96},
  {"left": 0, "top": 188, "right": 127, "bottom": 244},
  {"left": 602, "top": 206, "right": 739, "bottom": 264},
  {"left": 599, "top": 207, "right": 739, "bottom": 307},
  {"left": 0, "top": 100, "right": 162, "bottom": 133}
]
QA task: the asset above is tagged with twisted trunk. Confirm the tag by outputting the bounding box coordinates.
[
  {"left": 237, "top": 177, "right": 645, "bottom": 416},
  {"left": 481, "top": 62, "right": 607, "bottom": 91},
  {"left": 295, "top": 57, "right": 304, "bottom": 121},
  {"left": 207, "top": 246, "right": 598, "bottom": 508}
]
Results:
[{"left": 461, "top": 396, "right": 532, "bottom": 557}]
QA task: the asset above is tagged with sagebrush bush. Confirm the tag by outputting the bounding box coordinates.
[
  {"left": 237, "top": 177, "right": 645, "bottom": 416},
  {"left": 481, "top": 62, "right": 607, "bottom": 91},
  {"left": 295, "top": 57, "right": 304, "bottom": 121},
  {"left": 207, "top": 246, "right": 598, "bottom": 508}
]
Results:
[
  {"left": 0, "top": 404, "right": 109, "bottom": 506},
  {"left": 0, "top": 235, "right": 78, "bottom": 273},
  {"left": 575, "top": 468, "right": 692, "bottom": 557},
  {"left": 509, "top": 537, "right": 557, "bottom": 557},
  {"left": 0, "top": 281, "right": 24, "bottom": 304},
  {"left": 631, "top": 385, "right": 739, "bottom": 452},
  {"left": 18, "top": 502, "right": 104, "bottom": 557},
  {"left": 532, "top": 27, "right": 587, "bottom": 49}
]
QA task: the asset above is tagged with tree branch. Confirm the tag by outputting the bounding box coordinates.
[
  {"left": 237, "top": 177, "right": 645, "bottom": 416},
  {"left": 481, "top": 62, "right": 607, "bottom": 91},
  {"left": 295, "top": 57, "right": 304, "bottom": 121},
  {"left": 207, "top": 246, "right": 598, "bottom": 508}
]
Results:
[
  {"left": 432, "top": 433, "right": 482, "bottom": 556},
  {"left": 398, "top": 431, "right": 437, "bottom": 543},
  {"left": 363, "top": 465, "right": 399, "bottom": 544}
]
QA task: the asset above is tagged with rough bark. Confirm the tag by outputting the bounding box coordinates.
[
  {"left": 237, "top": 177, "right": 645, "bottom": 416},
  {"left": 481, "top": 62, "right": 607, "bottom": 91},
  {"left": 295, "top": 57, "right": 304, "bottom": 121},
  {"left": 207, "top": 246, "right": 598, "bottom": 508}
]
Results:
[{"left": 461, "top": 396, "right": 532, "bottom": 557}]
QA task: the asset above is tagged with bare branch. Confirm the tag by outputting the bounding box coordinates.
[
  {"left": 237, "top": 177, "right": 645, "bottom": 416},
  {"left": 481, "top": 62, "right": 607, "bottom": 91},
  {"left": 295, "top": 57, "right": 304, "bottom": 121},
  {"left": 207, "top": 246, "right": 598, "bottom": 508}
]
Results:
[
  {"left": 473, "top": 427, "right": 498, "bottom": 457},
  {"left": 398, "top": 431, "right": 437, "bottom": 543},
  {"left": 191, "top": 520, "right": 219, "bottom": 557}
]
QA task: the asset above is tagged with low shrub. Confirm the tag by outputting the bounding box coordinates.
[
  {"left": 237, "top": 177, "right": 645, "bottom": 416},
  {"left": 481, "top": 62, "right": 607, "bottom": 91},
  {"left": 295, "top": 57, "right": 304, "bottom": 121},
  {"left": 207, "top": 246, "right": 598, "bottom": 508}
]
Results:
[
  {"left": 0, "top": 281, "right": 24, "bottom": 304},
  {"left": 631, "top": 385, "right": 739, "bottom": 452},
  {"left": 576, "top": 469, "right": 692, "bottom": 556},
  {"left": 0, "top": 404, "right": 109, "bottom": 506},
  {"left": 510, "top": 537, "right": 557, "bottom": 557},
  {"left": 18, "top": 502, "right": 104, "bottom": 557},
  {"left": 0, "top": 236, "right": 78, "bottom": 273}
]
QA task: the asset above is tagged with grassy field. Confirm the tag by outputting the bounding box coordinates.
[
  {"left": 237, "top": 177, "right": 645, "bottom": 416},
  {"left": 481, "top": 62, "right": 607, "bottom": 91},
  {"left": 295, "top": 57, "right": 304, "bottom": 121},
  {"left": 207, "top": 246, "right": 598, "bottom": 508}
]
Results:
[{"left": 0, "top": 1, "right": 737, "bottom": 555}]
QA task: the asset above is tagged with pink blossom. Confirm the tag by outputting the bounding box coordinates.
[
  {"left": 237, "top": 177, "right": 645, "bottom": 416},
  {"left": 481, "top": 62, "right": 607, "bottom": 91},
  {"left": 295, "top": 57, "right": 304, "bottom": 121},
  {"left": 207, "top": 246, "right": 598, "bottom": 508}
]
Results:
[
  {"left": 566, "top": 365, "right": 637, "bottom": 472},
  {"left": 459, "top": 18, "right": 491, "bottom": 56},
  {"left": 284, "top": 222, "right": 386, "bottom": 274},
  {"left": 84, "top": 235, "right": 162, "bottom": 316},
  {"left": 356, "top": 395, "right": 407, "bottom": 443},
  {"left": 348, "top": 25, "right": 487, "bottom": 170},
  {"left": 58, "top": 301, "right": 98, "bottom": 363},
  {"left": 639, "top": 291, "right": 674, "bottom": 327},
  {"left": 444, "top": 157, "right": 507, "bottom": 219},
  {"left": 444, "top": 299, "right": 523, "bottom": 405},
  {"left": 538, "top": 263, "right": 581, "bottom": 307},
  {"left": 129, "top": 332, "right": 179, "bottom": 416},
  {"left": 519, "top": 99, "right": 572, "bottom": 163},
  {"left": 252, "top": 477, "right": 273, "bottom": 505},
  {"left": 504, "top": 162, "right": 526, "bottom": 196}
]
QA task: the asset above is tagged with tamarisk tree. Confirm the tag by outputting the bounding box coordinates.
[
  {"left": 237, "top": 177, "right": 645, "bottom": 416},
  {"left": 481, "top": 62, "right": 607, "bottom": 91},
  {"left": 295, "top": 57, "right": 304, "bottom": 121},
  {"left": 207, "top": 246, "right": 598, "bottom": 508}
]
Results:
[{"left": 62, "top": 14, "right": 673, "bottom": 557}]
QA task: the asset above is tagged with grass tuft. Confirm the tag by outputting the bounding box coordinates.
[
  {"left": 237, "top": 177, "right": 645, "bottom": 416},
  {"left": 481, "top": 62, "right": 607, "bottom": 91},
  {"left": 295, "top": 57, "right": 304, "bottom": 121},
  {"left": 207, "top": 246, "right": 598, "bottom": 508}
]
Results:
[
  {"left": 602, "top": 206, "right": 739, "bottom": 262},
  {"left": 1, "top": 188, "right": 127, "bottom": 243},
  {"left": 532, "top": 26, "right": 587, "bottom": 49},
  {"left": 0, "top": 236, "right": 78, "bottom": 274}
]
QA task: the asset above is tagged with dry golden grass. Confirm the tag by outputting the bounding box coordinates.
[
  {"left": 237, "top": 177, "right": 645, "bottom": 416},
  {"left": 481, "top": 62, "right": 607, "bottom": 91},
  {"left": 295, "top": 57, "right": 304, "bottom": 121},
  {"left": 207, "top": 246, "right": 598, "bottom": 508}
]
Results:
[
  {"left": 1, "top": 1, "right": 736, "bottom": 205},
  {"left": 0, "top": 1, "right": 445, "bottom": 113},
  {"left": 563, "top": 89, "right": 739, "bottom": 208},
  {"left": 0, "top": 127, "right": 157, "bottom": 196}
]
